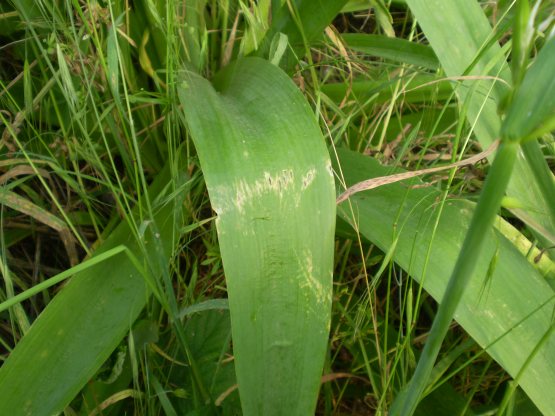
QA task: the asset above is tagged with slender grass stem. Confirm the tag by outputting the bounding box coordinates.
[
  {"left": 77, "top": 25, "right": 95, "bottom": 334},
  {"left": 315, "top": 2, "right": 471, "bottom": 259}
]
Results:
[{"left": 391, "top": 140, "right": 520, "bottom": 416}]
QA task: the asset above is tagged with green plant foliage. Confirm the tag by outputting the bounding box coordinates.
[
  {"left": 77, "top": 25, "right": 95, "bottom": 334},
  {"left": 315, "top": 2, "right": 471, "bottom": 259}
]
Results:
[
  {"left": 1, "top": 0, "right": 554, "bottom": 414},
  {"left": 342, "top": 34, "right": 440, "bottom": 69},
  {"left": 405, "top": 0, "right": 555, "bottom": 245},
  {"left": 0, "top": 166, "right": 189, "bottom": 415},
  {"left": 336, "top": 148, "right": 555, "bottom": 415},
  {"left": 502, "top": 36, "right": 555, "bottom": 142},
  {"left": 178, "top": 58, "right": 336, "bottom": 415},
  {"left": 257, "top": 0, "right": 349, "bottom": 66}
]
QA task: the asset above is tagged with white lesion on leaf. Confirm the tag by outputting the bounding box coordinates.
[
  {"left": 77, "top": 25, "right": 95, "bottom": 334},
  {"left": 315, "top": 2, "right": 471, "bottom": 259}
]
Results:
[
  {"left": 326, "top": 160, "right": 334, "bottom": 177},
  {"left": 301, "top": 168, "right": 316, "bottom": 190},
  {"left": 210, "top": 163, "right": 329, "bottom": 218},
  {"left": 298, "top": 249, "right": 331, "bottom": 306},
  {"left": 233, "top": 169, "right": 295, "bottom": 213}
]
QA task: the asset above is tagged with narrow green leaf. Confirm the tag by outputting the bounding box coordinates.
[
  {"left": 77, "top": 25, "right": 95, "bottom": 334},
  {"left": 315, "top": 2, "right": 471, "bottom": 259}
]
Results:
[
  {"left": 336, "top": 149, "right": 555, "bottom": 415},
  {"left": 370, "top": 0, "right": 395, "bottom": 37},
  {"left": 182, "top": 0, "right": 208, "bottom": 72},
  {"left": 511, "top": 0, "right": 531, "bottom": 86},
  {"left": 56, "top": 43, "right": 78, "bottom": 111},
  {"left": 257, "top": 0, "right": 349, "bottom": 67},
  {"left": 178, "top": 57, "right": 336, "bottom": 415},
  {"left": 520, "top": 141, "right": 555, "bottom": 233},
  {"left": 178, "top": 298, "right": 229, "bottom": 319},
  {"left": 106, "top": 20, "right": 120, "bottom": 98},
  {"left": 394, "top": 141, "right": 519, "bottom": 416},
  {"left": 341, "top": 0, "right": 407, "bottom": 13},
  {"left": 321, "top": 73, "right": 453, "bottom": 106},
  {"left": 23, "top": 59, "right": 32, "bottom": 113},
  {"left": 0, "top": 165, "right": 189, "bottom": 415},
  {"left": 341, "top": 0, "right": 374, "bottom": 13},
  {"left": 342, "top": 33, "right": 440, "bottom": 69},
  {"left": 501, "top": 36, "right": 555, "bottom": 142}
]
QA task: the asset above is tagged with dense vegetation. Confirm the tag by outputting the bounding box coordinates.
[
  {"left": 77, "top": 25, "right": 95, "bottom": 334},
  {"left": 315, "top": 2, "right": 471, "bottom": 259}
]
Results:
[{"left": 0, "top": 0, "right": 554, "bottom": 415}]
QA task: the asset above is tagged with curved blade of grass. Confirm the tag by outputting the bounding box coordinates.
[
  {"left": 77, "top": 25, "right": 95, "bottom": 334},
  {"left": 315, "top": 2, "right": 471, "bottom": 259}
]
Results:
[
  {"left": 178, "top": 57, "right": 336, "bottom": 415},
  {"left": 341, "top": 34, "right": 439, "bottom": 70},
  {"left": 405, "top": 0, "right": 555, "bottom": 244},
  {"left": 336, "top": 148, "right": 555, "bottom": 415},
  {"left": 0, "top": 164, "right": 189, "bottom": 415}
]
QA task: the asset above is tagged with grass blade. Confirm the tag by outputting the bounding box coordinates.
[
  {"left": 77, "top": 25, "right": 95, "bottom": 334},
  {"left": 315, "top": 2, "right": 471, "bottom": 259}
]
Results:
[
  {"left": 178, "top": 57, "right": 336, "bottom": 415},
  {"left": 501, "top": 35, "right": 555, "bottom": 142},
  {"left": 341, "top": 34, "right": 439, "bottom": 69},
  {"left": 257, "top": 0, "right": 348, "bottom": 67},
  {"left": 321, "top": 73, "right": 453, "bottom": 106}
]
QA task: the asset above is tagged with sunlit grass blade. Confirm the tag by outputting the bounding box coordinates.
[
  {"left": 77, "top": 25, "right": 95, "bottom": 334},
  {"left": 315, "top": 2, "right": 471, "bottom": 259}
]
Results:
[
  {"left": 336, "top": 148, "right": 555, "bottom": 415},
  {"left": 0, "top": 165, "right": 189, "bottom": 415},
  {"left": 178, "top": 57, "right": 336, "bottom": 415}
]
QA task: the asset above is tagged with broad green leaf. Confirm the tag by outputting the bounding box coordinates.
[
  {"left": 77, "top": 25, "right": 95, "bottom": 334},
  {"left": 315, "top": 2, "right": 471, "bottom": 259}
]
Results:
[
  {"left": 0, "top": 164, "right": 189, "bottom": 415},
  {"left": 269, "top": 0, "right": 348, "bottom": 48},
  {"left": 336, "top": 148, "right": 555, "bottom": 415},
  {"left": 147, "top": 307, "right": 237, "bottom": 415},
  {"left": 178, "top": 57, "right": 336, "bottom": 415},
  {"left": 405, "top": 0, "right": 555, "bottom": 244},
  {"left": 342, "top": 34, "right": 440, "bottom": 70},
  {"left": 177, "top": 309, "right": 238, "bottom": 414}
]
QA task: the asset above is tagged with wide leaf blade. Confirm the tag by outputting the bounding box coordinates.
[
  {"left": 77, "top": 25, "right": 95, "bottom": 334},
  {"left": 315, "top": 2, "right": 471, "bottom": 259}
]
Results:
[{"left": 178, "top": 57, "right": 336, "bottom": 415}]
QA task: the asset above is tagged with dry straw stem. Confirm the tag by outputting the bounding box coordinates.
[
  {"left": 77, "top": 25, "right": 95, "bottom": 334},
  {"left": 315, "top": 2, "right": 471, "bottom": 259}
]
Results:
[{"left": 337, "top": 140, "right": 499, "bottom": 204}]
